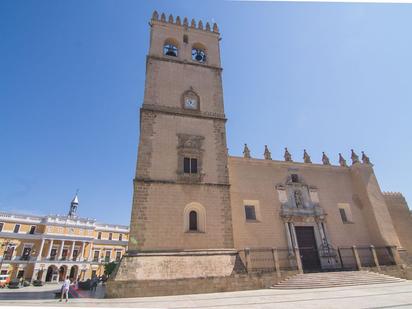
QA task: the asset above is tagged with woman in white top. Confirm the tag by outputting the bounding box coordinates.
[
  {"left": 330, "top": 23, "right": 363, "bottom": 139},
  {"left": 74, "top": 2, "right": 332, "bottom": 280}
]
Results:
[{"left": 59, "top": 276, "right": 71, "bottom": 302}]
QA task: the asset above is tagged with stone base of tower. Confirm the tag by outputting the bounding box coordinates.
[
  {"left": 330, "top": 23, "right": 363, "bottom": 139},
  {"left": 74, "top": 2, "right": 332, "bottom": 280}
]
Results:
[{"left": 106, "top": 249, "right": 293, "bottom": 298}]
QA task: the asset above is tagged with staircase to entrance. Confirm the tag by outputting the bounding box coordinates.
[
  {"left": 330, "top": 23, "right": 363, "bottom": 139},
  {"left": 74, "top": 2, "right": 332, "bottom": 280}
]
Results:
[{"left": 272, "top": 271, "right": 406, "bottom": 289}]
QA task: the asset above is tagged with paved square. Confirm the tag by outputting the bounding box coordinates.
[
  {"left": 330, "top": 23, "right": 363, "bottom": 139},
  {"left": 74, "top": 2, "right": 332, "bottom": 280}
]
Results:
[{"left": 1, "top": 282, "right": 412, "bottom": 308}]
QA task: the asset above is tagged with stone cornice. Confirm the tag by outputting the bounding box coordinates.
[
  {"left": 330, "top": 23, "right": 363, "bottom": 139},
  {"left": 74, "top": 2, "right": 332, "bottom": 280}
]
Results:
[
  {"left": 133, "top": 178, "right": 230, "bottom": 187},
  {"left": 127, "top": 248, "right": 237, "bottom": 257},
  {"left": 141, "top": 104, "right": 226, "bottom": 121},
  {"left": 0, "top": 231, "right": 94, "bottom": 242},
  {"left": 92, "top": 239, "right": 128, "bottom": 246},
  {"left": 0, "top": 211, "right": 129, "bottom": 231},
  {"left": 147, "top": 55, "right": 222, "bottom": 72},
  {"left": 0, "top": 232, "right": 42, "bottom": 240}
]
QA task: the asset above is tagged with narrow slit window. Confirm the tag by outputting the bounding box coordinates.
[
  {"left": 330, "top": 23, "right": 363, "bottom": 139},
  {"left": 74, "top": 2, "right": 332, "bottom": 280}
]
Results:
[{"left": 189, "top": 211, "right": 198, "bottom": 231}]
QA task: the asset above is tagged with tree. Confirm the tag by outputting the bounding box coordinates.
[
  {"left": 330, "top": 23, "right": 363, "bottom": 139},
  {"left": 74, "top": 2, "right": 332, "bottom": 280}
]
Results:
[{"left": 104, "top": 262, "right": 118, "bottom": 276}]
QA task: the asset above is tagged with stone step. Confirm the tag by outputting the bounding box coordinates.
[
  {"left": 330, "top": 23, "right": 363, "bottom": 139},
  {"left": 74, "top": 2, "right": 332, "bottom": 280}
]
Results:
[
  {"left": 276, "top": 279, "right": 403, "bottom": 286},
  {"left": 272, "top": 271, "right": 406, "bottom": 289},
  {"left": 290, "top": 272, "right": 388, "bottom": 277},
  {"left": 278, "top": 276, "right": 404, "bottom": 282},
  {"left": 276, "top": 278, "right": 403, "bottom": 284},
  {"left": 278, "top": 280, "right": 403, "bottom": 285},
  {"left": 272, "top": 281, "right": 403, "bottom": 289}
]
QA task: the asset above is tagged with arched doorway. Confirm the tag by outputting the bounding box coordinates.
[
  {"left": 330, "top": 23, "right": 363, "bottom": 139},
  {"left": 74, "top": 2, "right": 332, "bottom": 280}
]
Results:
[
  {"left": 58, "top": 265, "right": 67, "bottom": 282},
  {"left": 45, "top": 265, "right": 57, "bottom": 282},
  {"left": 69, "top": 265, "right": 78, "bottom": 280}
]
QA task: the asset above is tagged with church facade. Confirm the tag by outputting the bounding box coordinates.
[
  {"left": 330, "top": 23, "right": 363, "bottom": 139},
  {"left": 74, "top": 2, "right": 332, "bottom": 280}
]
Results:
[{"left": 107, "top": 12, "right": 412, "bottom": 297}]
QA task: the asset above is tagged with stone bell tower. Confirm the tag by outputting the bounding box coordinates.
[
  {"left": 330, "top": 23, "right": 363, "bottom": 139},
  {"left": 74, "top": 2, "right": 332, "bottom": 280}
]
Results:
[
  {"left": 128, "top": 11, "right": 234, "bottom": 252},
  {"left": 108, "top": 12, "right": 240, "bottom": 297}
]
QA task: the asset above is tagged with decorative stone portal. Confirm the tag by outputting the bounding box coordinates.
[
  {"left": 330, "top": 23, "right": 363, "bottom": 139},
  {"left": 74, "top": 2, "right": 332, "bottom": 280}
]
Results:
[{"left": 277, "top": 173, "right": 338, "bottom": 272}]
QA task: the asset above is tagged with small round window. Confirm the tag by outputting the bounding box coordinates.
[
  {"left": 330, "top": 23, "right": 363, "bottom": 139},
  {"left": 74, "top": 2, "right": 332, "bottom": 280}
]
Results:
[
  {"left": 164, "top": 44, "right": 178, "bottom": 57},
  {"left": 192, "top": 48, "right": 206, "bottom": 63}
]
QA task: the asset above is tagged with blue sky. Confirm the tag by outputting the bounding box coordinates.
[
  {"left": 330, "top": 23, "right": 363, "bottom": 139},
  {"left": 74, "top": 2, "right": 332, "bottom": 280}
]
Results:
[{"left": 1, "top": 0, "right": 411, "bottom": 225}]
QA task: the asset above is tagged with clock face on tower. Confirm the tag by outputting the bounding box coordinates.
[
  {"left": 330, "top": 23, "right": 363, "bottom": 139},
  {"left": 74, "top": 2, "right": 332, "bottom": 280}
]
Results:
[
  {"left": 184, "top": 97, "right": 198, "bottom": 109},
  {"left": 182, "top": 90, "right": 199, "bottom": 110}
]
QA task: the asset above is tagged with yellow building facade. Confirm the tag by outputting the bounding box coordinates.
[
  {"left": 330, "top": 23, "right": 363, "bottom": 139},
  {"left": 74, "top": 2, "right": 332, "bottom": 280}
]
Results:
[{"left": 0, "top": 195, "right": 129, "bottom": 282}]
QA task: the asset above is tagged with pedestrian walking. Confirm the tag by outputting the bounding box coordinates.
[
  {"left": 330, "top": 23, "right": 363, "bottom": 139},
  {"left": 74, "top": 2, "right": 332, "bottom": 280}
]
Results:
[
  {"left": 75, "top": 275, "right": 81, "bottom": 289},
  {"left": 59, "top": 276, "right": 71, "bottom": 302},
  {"left": 90, "top": 275, "right": 98, "bottom": 293}
]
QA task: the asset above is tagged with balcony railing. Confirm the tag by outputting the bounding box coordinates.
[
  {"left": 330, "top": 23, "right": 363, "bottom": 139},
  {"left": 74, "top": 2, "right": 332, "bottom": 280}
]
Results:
[
  {"left": 0, "top": 255, "right": 92, "bottom": 264},
  {"left": 0, "top": 256, "right": 37, "bottom": 262}
]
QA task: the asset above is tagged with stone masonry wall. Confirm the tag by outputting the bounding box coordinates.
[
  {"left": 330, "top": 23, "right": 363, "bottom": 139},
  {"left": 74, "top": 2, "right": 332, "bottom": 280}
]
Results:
[
  {"left": 228, "top": 157, "right": 374, "bottom": 250},
  {"left": 106, "top": 271, "right": 297, "bottom": 298},
  {"left": 384, "top": 193, "right": 412, "bottom": 257},
  {"left": 130, "top": 182, "right": 233, "bottom": 250}
]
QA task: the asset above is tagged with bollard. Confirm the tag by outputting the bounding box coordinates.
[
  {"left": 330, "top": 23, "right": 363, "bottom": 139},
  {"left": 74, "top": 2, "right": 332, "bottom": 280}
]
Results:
[
  {"left": 245, "top": 248, "right": 251, "bottom": 273},
  {"left": 294, "top": 247, "right": 303, "bottom": 274},
  {"left": 272, "top": 248, "right": 281, "bottom": 278},
  {"left": 352, "top": 246, "right": 362, "bottom": 270},
  {"left": 370, "top": 245, "right": 381, "bottom": 271}
]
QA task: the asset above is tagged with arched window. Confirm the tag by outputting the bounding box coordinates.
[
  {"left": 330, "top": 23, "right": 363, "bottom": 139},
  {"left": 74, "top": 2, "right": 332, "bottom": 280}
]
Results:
[
  {"left": 163, "top": 39, "right": 179, "bottom": 57},
  {"left": 183, "top": 202, "right": 206, "bottom": 233},
  {"left": 189, "top": 211, "right": 198, "bottom": 231}
]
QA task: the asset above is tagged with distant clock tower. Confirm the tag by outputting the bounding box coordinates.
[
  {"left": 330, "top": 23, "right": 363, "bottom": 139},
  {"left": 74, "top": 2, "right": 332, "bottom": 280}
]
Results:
[{"left": 128, "top": 11, "right": 234, "bottom": 252}]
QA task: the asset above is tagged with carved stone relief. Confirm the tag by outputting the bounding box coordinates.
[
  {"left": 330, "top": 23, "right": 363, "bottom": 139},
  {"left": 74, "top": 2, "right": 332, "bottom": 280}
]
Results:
[
  {"left": 276, "top": 185, "right": 288, "bottom": 204},
  {"left": 294, "top": 190, "right": 304, "bottom": 208}
]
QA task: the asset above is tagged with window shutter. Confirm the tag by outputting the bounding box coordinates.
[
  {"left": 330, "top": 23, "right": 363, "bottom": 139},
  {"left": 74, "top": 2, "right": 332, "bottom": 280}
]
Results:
[
  {"left": 184, "top": 157, "right": 191, "bottom": 173},
  {"left": 191, "top": 158, "right": 198, "bottom": 173}
]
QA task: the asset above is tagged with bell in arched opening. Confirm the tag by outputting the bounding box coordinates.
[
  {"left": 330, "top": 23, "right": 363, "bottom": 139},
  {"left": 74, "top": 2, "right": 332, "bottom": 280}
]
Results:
[{"left": 163, "top": 44, "right": 178, "bottom": 57}]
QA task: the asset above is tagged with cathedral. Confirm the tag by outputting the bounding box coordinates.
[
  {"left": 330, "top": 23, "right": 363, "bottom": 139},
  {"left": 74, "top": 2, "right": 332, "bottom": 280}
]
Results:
[{"left": 107, "top": 11, "right": 412, "bottom": 297}]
